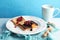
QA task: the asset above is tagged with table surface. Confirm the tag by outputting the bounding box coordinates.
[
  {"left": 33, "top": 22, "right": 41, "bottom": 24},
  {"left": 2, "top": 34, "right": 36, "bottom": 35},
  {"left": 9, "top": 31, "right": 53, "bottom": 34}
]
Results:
[{"left": 0, "top": 18, "right": 60, "bottom": 40}]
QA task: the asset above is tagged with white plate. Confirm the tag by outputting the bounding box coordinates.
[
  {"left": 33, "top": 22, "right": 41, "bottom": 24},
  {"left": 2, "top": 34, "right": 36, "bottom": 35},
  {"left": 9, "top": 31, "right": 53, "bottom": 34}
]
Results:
[{"left": 6, "top": 16, "right": 47, "bottom": 35}]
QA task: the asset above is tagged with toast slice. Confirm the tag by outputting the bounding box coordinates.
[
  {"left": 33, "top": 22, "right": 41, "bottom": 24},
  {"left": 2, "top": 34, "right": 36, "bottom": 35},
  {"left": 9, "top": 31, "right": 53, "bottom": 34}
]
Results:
[
  {"left": 11, "top": 16, "right": 38, "bottom": 31},
  {"left": 11, "top": 16, "right": 25, "bottom": 28}
]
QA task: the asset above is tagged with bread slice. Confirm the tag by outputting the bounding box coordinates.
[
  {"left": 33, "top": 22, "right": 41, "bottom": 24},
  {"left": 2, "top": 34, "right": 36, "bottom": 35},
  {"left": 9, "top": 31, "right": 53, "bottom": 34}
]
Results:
[
  {"left": 32, "top": 23, "right": 38, "bottom": 28},
  {"left": 11, "top": 17, "right": 25, "bottom": 28},
  {"left": 11, "top": 16, "right": 38, "bottom": 31},
  {"left": 11, "top": 18, "right": 18, "bottom": 28}
]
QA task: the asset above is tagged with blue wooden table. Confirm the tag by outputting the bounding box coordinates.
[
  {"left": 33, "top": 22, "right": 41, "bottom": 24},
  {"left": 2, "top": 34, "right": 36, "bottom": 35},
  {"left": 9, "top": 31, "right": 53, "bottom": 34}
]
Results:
[{"left": 0, "top": 18, "right": 60, "bottom": 40}]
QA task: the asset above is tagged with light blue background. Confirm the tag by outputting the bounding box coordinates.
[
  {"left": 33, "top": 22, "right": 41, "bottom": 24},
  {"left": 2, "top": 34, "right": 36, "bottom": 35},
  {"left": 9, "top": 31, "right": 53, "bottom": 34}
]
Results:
[{"left": 0, "top": 0, "right": 60, "bottom": 18}]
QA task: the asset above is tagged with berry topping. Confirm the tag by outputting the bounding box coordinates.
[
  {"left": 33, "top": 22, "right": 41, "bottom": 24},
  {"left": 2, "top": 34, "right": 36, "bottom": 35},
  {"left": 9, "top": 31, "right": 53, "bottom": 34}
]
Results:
[
  {"left": 17, "top": 16, "right": 23, "bottom": 22},
  {"left": 16, "top": 16, "right": 23, "bottom": 24},
  {"left": 24, "top": 21, "right": 32, "bottom": 27}
]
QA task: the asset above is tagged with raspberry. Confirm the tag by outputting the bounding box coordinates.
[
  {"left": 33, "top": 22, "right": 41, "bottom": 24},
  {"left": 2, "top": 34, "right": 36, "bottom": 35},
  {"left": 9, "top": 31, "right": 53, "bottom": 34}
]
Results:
[{"left": 17, "top": 16, "right": 23, "bottom": 22}]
